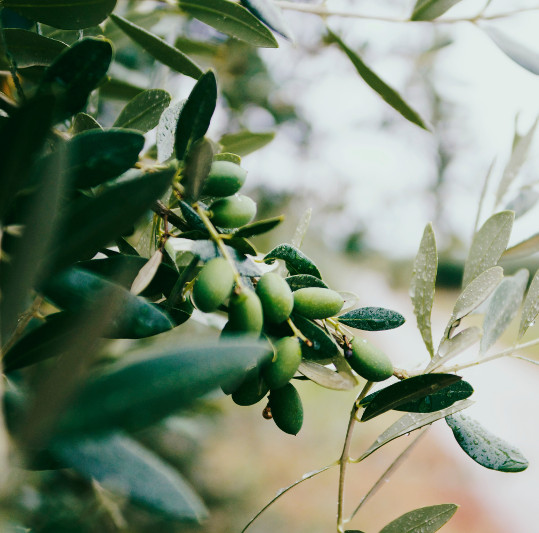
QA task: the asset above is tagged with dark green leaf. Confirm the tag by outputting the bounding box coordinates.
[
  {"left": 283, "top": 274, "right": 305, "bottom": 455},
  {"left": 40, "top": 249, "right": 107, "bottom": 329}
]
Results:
[
  {"left": 380, "top": 504, "right": 458, "bottom": 533},
  {"left": 3, "top": 0, "right": 117, "bottom": 29},
  {"left": 109, "top": 14, "right": 203, "bottom": 80},
  {"left": 52, "top": 432, "right": 207, "bottom": 521},
  {"left": 44, "top": 168, "right": 175, "bottom": 274},
  {"left": 40, "top": 267, "right": 174, "bottom": 338},
  {"left": 113, "top": 89, "right": 171, "bottom": 133},
  {"left": 39, "top": 37, "right": 113, "bottom": 121},
  {"left": 240, "top": 0, "right": 292, "bottom": 39},
  {"left": 175, "top": 70, "right": 217, "bottom": 160},
  {"left": 329, "top": 30, "right": 430, "bottom": 131},
  {"left": 446, "top": 413, "right": 528, "bottom": 472},
  {"left": 178, "top": 0, "right": 278, "bottom": 48},
  {"left": 219, "top": 130, "right": 275, "bottom": 156},
  {"left": 410, "top": 0, "right": 463, "bottom": 21},
  {"left": 285, "top": 274, "right": 328, "bottom": 291},
  {"left": 183, "top": 137, "right": 214, "bottom": 201},
  {"left": 360, "top": 380, "right": 473, "bottom": 413},
  {"left": 72, "top": 112, "right": 102, "bottom": 133},
  {"left": 264, "top": 244, "right": 321, "bottom": 278},
  {"left": 293, "top": 314, "right": 340, "bottom": 362},
  {"left": 361, "top": 374, "right": 462, "bottom": 422},
  {"left": 57, "top": 338, "right": 272, "bottom": 435},
  {"left": 338, "top": 307, "right": 405, "bottom": 331},
  {"left": 179, "top": 200, "right": 207, "bottom": 231},
  {"left": 0, "top": 29, "right": 67, "bottom": 69},
  {"left": 234, "top": 215, "right": 284, "bottom": 238},
  {"left": 99, "top": 77, "right": 145, "bottom": 100}
]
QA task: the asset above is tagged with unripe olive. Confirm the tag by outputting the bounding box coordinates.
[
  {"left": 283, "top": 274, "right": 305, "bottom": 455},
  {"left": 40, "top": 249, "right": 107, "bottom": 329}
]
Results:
[
  {"left": 263, "top": 336, "right": 302, "bottom": 390},
  {"left": 228, "top": 289, "right": 263, "bottom": 334},
  {"left": 192, "top": 257, "right": 234, "bottom": 312},
  {"left": 210, "top": 194, "right": 257, "bottom": 228},
  {"left": 293, "top": 287, "right": 344, "bottom": 319},
  {"left": 348, "top": 337, "right": 393, "bottom": 382},
  {"left": 202, "top": 160, "right": 247, "bottom": 197},
  {"left": 231, "top": 371, "right": 269, "bottom": 406},
  {"left": 269, "top": 383, "right": 303, "bottom": 435},
  {"left": 256, "top": 272, "right": 294, "bottom": 324}
]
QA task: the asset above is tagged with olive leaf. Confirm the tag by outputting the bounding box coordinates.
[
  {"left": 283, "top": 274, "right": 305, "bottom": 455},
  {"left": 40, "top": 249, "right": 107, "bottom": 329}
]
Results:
[
  {"left": 518, "top": 269, "right": 539, "bottom": 339},
  {"left": 410, "top": 223, "right": 437, "bottom": 357},
  {"left": 285, "top": 275, "right": 328, "bottom": 291},
  {"left": 338, "top": 307, "right": 405, "bottom": 331},
  {"left": 219, "top": 130, "right": 275, "bottom": 156},
  {"left": 298, "top": 360, "right": 357, "bottom": 391},
  {"left": 234, "top": 216, "right": 284, "bottom": 238},
  {"left": 379, "top": 504, "right": 458, "bottom": 533},
  {"left": 264, "top": 244, "right": 321, "bottom": 278},
  {"left": 426, "top": 327, "right": 482, "bottom": 372},
  {"left": 410, "top": 0, "right": 463, "bottom": 21},
  {"left": 113, "top": 89, "right": 171, "bottom": 133},
  {"left": 503, "top": 232, "right": 539, "bottom": 260},
  {"left": 240, "top": 0, "right": 293, "bottom": 40}
]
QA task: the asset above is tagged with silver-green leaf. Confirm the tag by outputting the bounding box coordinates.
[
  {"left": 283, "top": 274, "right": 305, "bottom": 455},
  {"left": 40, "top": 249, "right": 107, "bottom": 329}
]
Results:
[
  {"left": 379, "top": 504, "right": 458, "bottom": 533},
  {"left": 503, "top": 232, "right": 539, "bottom": 260},
  {"left": 240, "top": 0, "right": 293, "bottom": 40},
  {"left": 518, "top": 268, "right": 539, "bottom": 339},
  {"left": 410, "top": 0, "right": 463, "bottom": 21},
  {"left": 219, "top": 130, "right": 275, "bottom": 156},
  {"left": 298, "top": 359, "right": 358, "bottom": 391},
  {"left": 427, "top": 326, "right": 482, "bottom": 373}
]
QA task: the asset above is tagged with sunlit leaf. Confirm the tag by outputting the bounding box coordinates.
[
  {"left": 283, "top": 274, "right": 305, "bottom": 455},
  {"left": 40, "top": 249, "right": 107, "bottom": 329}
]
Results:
[
  {"left": 518, "top": 269, "right": 539, "bottom": 339},
  {"left": 110, "top": 14, "right": 203, "bottom": 80},
  {"left": 410, "top": 0, "right": 463, "bottom": 21},
  {"left": 410, "top": 223, "right": 437, "bottom": 357},
  {"left": 338, "top": 307, "right": 405, "bottom": 331},
  {"left": 52, "top": 432, "right": 207, "bottom": 521},
  {"left": 298, "top": 360, "right": 357, "bottom": 391},
  {"left": 219, "top": 130, "right": 275, "bottom": 156},
  {"left": 361, "top": 374, "right": 462, "bottom": 422},
  {"left": 240, "top": 0, "right": 293, "bottom": 39},
  {"left": 157, "top": 100, "right": 185, "bottom": 163},
  {"left": 329, "top": 30, "right": 430, "bottom": 131},
  {"left": 480, "top": 269, "right": 528, "bottom": 353},
  {"left": 503, "top": 232, "right": 539, "bottom": 260},
  {"left": 485, "top": 27, "right": 539, "bottom": 76},
  {"left": 178, "top": 0, "right": 278, "bottom": 48},
  {"left": 264, "top": 244, "right": 321, "bottom": 278},
  {"left": 446, "top": 413, "right": 528, "bottom": 472},
  {"left": 426, "top": 327, "right": 482, "bottom": 372},
  {"left": 113, "top": 89, "right": 171, "bottom": 133},
  {"left": 379, "top": 504, "right": 458, "bottom": 533},
  {"left": 462, "top": 211, "right": 514, "bottom": 287}
]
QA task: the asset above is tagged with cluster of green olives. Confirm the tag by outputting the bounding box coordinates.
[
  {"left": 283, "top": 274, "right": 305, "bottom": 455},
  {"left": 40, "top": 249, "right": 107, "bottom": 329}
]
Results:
[{"left": 189, "top": 159, "right": 396, "bottom": 436}]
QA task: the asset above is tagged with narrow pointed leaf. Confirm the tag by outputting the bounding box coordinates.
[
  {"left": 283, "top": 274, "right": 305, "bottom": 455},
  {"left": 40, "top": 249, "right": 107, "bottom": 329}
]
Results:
[
  {"left": 410, "top": 0, "right": 463, "bottom": 21},
  {"left": 3, "top": 0, "right": 117, "bottom": 29},
  {"left": 505, "top": 187, "right": 539, "bottom": 220},
  {"left": 130, "top": 250, "right": 163, "bottom": 295},
  {"left": 410, "top": 223, "right": 437, "bottom": 357},
  {"left": 329, "top": 31, "right": 430, "bottom": 131},
  {"left": 293, "top": 315, "right": 340, "bottom": 362},
  {"left": 285, "top": 274, "right": 328, "bottom": 291},
  {"left": 451, "top": 266, "right": 503, "bottom": 321},
  {"left": 175, "top": 71, "right": 217, "bottom": 160},
  {"left": 52, "top": 433, "right": 207, "bottom": 521},
  {"left": 72, "top": 112, "right": 102, "bottom": 133},
  {"left": 446, "top": 413, "right": 528, "bottom": 472},
  {"left": 462, "top": 211, "right": 514, "bottom": 287},
  {"left": 503, "top": 232, "right": 539, "bottom": 260},
  {"left": 110, "top": 14, "right": 203, "bottom": 80},
  {"left": 361, "top": 374, "right": 461, "bottom": 422},
  {"left": 113, "top": 89, "right": 171, "bottom": 133},
  {"left": 427, "top": 327, "right": 482, "bottom": 372},
  {"left": 264, "top": 244, "right": 321, "bottom": 278},
  {"left": 219, "top": 130, "right": 275, "bottom": 156},
  {"left": 298, "top": 360, "right": 357, "bottom": 391},
  {"left": 358, "top": 400, "right": 473, "bottom": 461},
  {"left": 379, "top": 504, "right": 458, "bottom": 533},
  {"left": 480, "top": 269, "right": 528, "bottom": 353},
  {"left": 240, "top": 0, "right": 293, "bottom": 39},
  {"left": 178, "top": 0, "right": 278, "bottom": 48},
  {"left": 182, "top": 137, "right": 214, "bottom": 201},
  {"left": 338, "top": 307, "right": 405, "bottom": 331},
  {"left": 484, "top": 27, "right": 539, "bottom": 75},
  {"left": 234, "top": 216, "right": 284, "bottom": 238},
  {"left": 518, "top": 269, "right": 539, "bottom": 339},
  {"left": 157, "top": 100, "right": 184, "bottom": 163}
]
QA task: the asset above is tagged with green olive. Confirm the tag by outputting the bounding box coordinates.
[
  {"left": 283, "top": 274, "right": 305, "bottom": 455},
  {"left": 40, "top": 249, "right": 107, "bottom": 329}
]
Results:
[
  {"left": 256, "top": 272, "right": 294, "bottom": 324},
  {"left": 228, "top": 289, "right": 263, "bottom": 334},
  {"left": 202, "top": 160, "right": 247, "bottom": 197},
  {"left": 231, "top": 371, "right": 269, "bottom": 406},
  {"left": 192, "top": 257, "right": 234, "bottom": 313},
  {"left": 210, "top": 194, "right": 257, "bottom": 228},
  {"left": 348, "top": 337, "right": 393, "bottom": 382},
  {"left": 293, "top": 287, "right": 344, "bottom": 319},
  {"left": 263, "top": 336, "right": 302, "bottom": 390},
  {"left": 269, "top": 383, "right": 303, "bottom": 435}
]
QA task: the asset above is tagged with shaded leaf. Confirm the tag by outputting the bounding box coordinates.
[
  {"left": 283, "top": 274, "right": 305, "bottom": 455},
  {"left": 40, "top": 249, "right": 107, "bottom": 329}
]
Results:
[
  {"left": 410, "top": 0, "right": 463, "bottom": 21},
  {"left": 462, "top": 211, "right": 514, "bottom": 287},
  {"left": 52, "top": 432, "right": 207, "bottom": 521},
  {"left": 175, "top": 70, "right": 217, "bottom": 160},
  {"left": 183, "top": 137, "right": 214, "bottom": 201},
  {"left": 360, "top": 380, "right": 473, "bottom": 414},
  {"left": 338, "top": 307, "right": 405, "bottom": 331},
  {"left": 409, "top": 223, "right": 437, "bottom": 357},
  {"left": 446, "top": 413, "right": 528, "bottom": 472},
  {"left": 518, "top": 269, "right": 539, "bottom": 339},
  {"left": 157, "top": 100, "right": 184, "bottom": 163},
  {"left": 298, "top": 360, "right": 357, "bottom": 391},
  {"left": 285, "top": 274, "right": 328, "bottom": 291},
  {"left": 329, "top": 30, "right": 430, "bottom": 131},
  {"left": 361, "top": 374, "right": 462, "bottom": 422},
  {"left": 293, "top": 315, "right": 340, "bottom": 362},
  {"left": 57, "top": 338, "right": 272, "bottom": 436},
  {"left": 234, "top": 215, "right": 284, "bottom": 238},
  {"left": 357, "top": 399, "right": 473, "bottom": 461},
  {"left": 113, "top": 89, "right": 171, "bottom": 133},
  {"left": 503, "top": 232, "right": 539, "bottom": 260},
  {"left": 178, "top": 0, "right": 278, "bottom": 48},
  {"left": 505, "top": 187, "right": 539, "bottom": 220},
  {"left": 219, "top": 130, "right": 275, "bottom": 156},
  {"left": 3, "top": 0, "right": 117, "bottom": 29},
  {"left": 480, "top": 269, "right": 528, "bottom": 353},
  {"left": 485, "top": 27, "right": 539, "bottom": 76},
  {"left": 426, "top": 327, "right": 482, "bottom": 372},
  {"left": 379, "top": 504, "right": 458, "bottom": 533},
  {"left": 72, "top": 112, "right": 102, "bottom": 133},
  {"left": 240, "top": 0, "right": 293, "bottom": 39},
  {"left": 264, "top": 244, "right": 321, "bottom": 278},
  {"left": 110, "top": 14, "right": 202, "bottom": 80},
  {"left": 130, "top": 250, "right": 163, "bottom": 295}
]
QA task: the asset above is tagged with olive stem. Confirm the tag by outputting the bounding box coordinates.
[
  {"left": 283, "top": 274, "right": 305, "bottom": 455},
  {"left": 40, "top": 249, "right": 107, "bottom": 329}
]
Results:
[
  {"left": 194, "top": 204, "right": 245, "bottom": 290},
  {"left": 336, "top": 381, "right": 373, "bottom": 533},
  {"left": 286, "top": 318, "right": 311, "bottom": 345}
]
